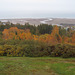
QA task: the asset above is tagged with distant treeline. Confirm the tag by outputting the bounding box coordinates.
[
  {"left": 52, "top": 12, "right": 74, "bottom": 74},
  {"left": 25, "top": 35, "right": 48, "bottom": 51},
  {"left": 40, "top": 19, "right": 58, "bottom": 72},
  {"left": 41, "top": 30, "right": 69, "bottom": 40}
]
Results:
[{"left": 0, "top": 22, "right": 73, "bottom": 37}]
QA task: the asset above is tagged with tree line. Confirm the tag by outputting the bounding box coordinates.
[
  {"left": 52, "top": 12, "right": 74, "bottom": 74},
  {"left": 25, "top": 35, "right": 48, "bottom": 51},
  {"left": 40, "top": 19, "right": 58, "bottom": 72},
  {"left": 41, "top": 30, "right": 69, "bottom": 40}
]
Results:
[{"left": 0, "top": 22, "right": 75, "bottom": 58}]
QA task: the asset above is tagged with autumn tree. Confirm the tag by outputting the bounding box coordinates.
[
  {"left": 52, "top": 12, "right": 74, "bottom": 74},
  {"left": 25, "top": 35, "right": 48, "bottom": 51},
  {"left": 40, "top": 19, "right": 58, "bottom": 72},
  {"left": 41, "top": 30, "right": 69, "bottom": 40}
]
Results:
[
  {"left": 2, "top": 27, "right": 33, "bottom": 40},
  {"left": 72, "top": 32, "right": 75, "bottom": 44},
  {"left": 51, "top": 25, "right": 62, "bottom": 44}
]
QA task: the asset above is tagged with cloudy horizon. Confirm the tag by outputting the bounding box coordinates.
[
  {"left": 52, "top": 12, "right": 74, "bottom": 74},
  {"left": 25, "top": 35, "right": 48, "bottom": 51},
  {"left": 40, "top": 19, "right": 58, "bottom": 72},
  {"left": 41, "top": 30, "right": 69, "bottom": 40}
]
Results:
[{"left": 0, "top": 0, "right": 75, "bottom": 19}]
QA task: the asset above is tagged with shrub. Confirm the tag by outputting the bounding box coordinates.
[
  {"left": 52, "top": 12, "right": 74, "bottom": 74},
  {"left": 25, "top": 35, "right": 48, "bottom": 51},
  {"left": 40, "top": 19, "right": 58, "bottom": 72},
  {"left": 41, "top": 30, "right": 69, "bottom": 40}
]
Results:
[{"left": 0, "top": 40, "right": 75, "bottom": 58}]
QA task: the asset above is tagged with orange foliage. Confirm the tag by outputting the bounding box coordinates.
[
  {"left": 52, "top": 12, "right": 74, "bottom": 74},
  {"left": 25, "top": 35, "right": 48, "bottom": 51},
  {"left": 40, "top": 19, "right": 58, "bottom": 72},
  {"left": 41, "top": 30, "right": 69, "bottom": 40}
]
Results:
[
  {"left": 2, "top": 27, "right": 32, "bottom": 40},
  {"left": 72, "top": 32, "right": 75, "bottom": 45},
  {"left": 2, "top": 27, "right": 75, "bottom": 45},
  {"left": 2, "top": 29, "right": 9, "bottom": 40},
  {"left": 33, "top": 35, "right": 38, "bottom": 40},
  {"left": 51, "top": 25, "right": 62, "bottom": 44}
]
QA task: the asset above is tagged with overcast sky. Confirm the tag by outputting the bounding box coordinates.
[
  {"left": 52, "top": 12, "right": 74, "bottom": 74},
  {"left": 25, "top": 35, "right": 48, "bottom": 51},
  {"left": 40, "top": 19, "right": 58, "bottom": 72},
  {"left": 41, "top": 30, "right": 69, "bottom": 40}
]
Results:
[{"left": 0, "top": 0, "right": 75, "bottom": 19}]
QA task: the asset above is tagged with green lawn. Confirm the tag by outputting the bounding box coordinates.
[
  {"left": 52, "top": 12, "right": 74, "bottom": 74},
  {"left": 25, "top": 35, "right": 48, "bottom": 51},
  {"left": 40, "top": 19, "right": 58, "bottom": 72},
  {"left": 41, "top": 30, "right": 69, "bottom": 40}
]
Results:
[{"left": 0, "top": 57, "right": 75, "bottom": 75}]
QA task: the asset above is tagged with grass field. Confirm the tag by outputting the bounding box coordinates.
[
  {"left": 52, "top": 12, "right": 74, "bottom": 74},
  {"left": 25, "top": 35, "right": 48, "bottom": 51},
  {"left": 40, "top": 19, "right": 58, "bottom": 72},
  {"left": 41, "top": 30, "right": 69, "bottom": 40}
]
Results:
[{"left": 0, "top": 57, "right": 75, "bottom": 75}]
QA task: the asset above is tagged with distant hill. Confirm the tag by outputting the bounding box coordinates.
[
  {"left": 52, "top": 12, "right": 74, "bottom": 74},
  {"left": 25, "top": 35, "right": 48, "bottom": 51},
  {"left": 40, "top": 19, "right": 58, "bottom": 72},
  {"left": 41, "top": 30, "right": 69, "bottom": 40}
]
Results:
[{"left": 0, "top": 18, "right": 75, "bottom": 27}]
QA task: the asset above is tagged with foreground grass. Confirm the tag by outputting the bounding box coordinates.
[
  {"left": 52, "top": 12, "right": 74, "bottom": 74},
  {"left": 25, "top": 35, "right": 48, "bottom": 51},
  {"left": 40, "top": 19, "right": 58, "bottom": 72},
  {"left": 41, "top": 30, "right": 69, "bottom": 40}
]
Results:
[{"left": 0, "top": 57, "right": 75, "bottom": 75}]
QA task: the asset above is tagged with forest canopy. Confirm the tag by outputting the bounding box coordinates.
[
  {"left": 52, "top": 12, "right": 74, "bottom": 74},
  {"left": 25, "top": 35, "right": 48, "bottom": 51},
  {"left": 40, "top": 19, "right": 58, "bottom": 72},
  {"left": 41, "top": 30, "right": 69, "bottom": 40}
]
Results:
[{"left": 0, "top": 22, "right": 75, "bottom": 58}]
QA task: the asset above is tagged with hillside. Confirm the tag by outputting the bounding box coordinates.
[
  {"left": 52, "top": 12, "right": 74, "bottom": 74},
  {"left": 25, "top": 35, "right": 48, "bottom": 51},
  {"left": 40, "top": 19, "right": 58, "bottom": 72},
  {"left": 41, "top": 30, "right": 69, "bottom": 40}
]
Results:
[{"left": 0, "top": 18, "right": 75, "bottom": 27}]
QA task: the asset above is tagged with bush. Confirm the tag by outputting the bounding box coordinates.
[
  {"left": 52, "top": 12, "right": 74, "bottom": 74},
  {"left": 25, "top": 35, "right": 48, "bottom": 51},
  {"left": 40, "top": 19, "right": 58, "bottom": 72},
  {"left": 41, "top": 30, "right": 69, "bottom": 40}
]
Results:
[
  {"left": 0, "top": 40, "right": 75, "bottom": 58},
  {"left": 50, "top": 44, "right": 75, "bottom": 58}
]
